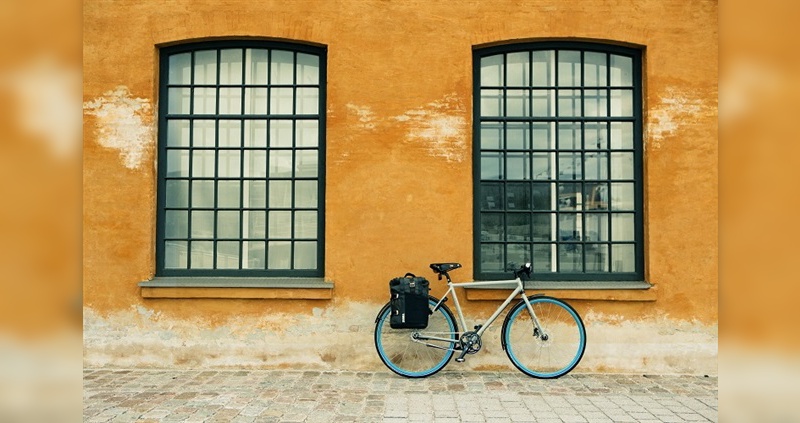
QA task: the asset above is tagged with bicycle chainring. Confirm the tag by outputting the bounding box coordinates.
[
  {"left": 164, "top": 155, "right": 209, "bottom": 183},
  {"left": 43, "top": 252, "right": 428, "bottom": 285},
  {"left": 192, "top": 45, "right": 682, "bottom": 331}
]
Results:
[{"left": 460, "top": 331, "right": 482, "bottom": 354}]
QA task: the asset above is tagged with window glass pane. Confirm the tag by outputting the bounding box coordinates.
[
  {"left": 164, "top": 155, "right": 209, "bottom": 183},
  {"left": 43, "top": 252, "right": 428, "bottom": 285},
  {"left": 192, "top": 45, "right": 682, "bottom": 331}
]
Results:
[
  {"left": 610, "top": 89, "right": 633, "bottom": 117},
  {"left": 165, "top": 210, "right": 188, "bottom": 238},
  {"left": 167, "top": 120, "right": 190, "bottom": 147},
  {"left": 584, "top": 89, "right": 608, "bottom": 117},
  {"left": 269, "top": 180, "right": 291, "bottom": 208},
  {"left": 193, "top": 88, "right": 216, "bottom": 114},
  {"left": 268, "top": 241, "right": 291, "bottom": 269},
  {"left": 295, "top": 180, "right": 318, "bottom": 208},
  {"left": 168, "top": 53, "right": 191, "bottom": 84},
  {"left": 584, "top": 122, "right": 607, "bottom": 150},
  {"left": 245, "top": 49, "right": 269, "bottom": 85},
  {"left": 243, "top": 210, "right": 266, "bottom": 238},
  {"left": 219, "top": 49, "right": 243, "bottom": 85},
  {"left": 610, "top": 182, "right": 635, "bottom": 211},
  {"left": 296, "top": 120, "right": 319, "bottom": 147},
  {"left": 296, "top": 53, "right": 319, "bottom": 84},
  {"left": 508, "top": 243, "right": 531, "bottom": 267},
  {"left": 190, "top": 241, "right": 214, "bottom": 269},
  {"left": 164, "top": 241, "right": 188, "bottom": 269},
  {"left": 192, "top": 120, "right": 216, "bottom": 147},
  {"left": 506, "top": 89, "right": 530, "bottom": 117},
  {"left": 532, "top": 213, "right": 553, "bottom": 241},
  {"left": 243, "top": 150, "right": 266, "bottom": 178},
  {"left": 611, "top": 244, "right": 635, "bottom": 272},
  {"left": 506, "top": 122, "right": 529, "bottom": 150},
  {"left": 532, "top": 122, "right": 554, "bottom": 149},
  {"left": 219, "top": 88, "right": 242, "bottom": 114},
  {"left": 294, "top": 211, "right": 317, "bottom": 239},
  {"left": 532, "top": 89, "right": 554, "bottom": 116},
  {"left": 585, "top": 213, "right": 609, "bottom": 242},
  {"left": 244, "top": 88, "right": 268, "bottom": 114},
  {"left": 559, "top": 213, "right": 581, "bottom": 242},
  {"left": 191, "top": 210, "right": 214, "bottom": 238},
  {"left": 270, "top": 88, "right": 294, "bottom": 114},
  {"left": 270, "top": 50, "right": 295, "bottom": 84},
  {"left": 191, "top": 150, "right": 215, "bottom": 177},
  {"left": 557, "top": 51, "right": 581, "bottom": 86},
  {"left": 506, "top": 52, "right": 529, "bottom": 86},
  {"left": 557, "top": 89, "right": 581, "bottom": 117},
  {"left": 610, "top": 122, "right": 633, "bottom": 149},
  {"left": 480, "top": 152, "right": 503, "bottom": 180},
  {"left": 270, "top": 120, "right": 293, "bottom": 147},
  {"left": 531, "top": 183, "right": 552, "bottom": 211},
  {"left": 219, "top": 120, "right": 241, "bottom": 147},
  {"left": 194, "top": 50, "right": 217, "bottom": 85},
  {"left": 217, "top": 211, "right": 240, "bottom": 239},
  {"left": 481, "top": 122, "right": 503, "bottom": 150},
  {"left": 611, "top": 213, "right": 635, "bottom": 241},
  {"left": 583, "top": 52, "right": 607, "bottom": 87},
  {"left": 558, "top": 153, "right": 582, "bottom": 180},
  {"left": 584, "top": 152, "right": 608, "bottom": 180},
  {"left": 558, "top": 183, "right": 582, "bottom": 210},
  {"left": 506, "top": 152, "right": 530, "bottom": 180},
  {"left": 585, "top": 183, "right": 608, "bottom": 210},
  {"left": 480, "top": 54, "right": 503, "bottom": 86},
  {"left": 244, "top": 180, "right": 266, "bottom": 208},
  {"left": 166, "top": 150, "right": 189, "bottom": 177},
  {"left": 558, "top": 123, "right": 581, "bottom": 149},
  {"left": 558, "top": 244, "right": 583, "bottom": 272},
  {"left": 191, "top": 180, "right": 214, "bottom": 207},
  {"left": 480, "top": 213, "right": 503, "bottom": 241},
  {"left": 243, "top": 241, "right": 265, "bottom": 269},
  {"left": 218, "top": 150, "right": 241, "bottom": 178},
  {"left": 610, "top": 152, "right": 634, "bottom": 179},
  {"left": 165, "top": 180, "right": 189, "bottom": 208},
  {"left": 480, "top": 244, "right": 505, "bottom": 271},
  {"left": 296, "top": 88, "right": 319, "bottom": 114},
  {"left": 480, "top": 183, "right": 503, "bottom": 210},
  {"left": 610, "top": 55, "right": 633, "bottom": 86},
  {"left": 269, "top": 211, "right": 291, "bottom": 238},
  {"left": 532, "top": 244, "right": 554, "bottom": 272},
  {"left": 532, "top": 153, "right": 554, "bottom": 180},
  {"left": 532, "top": 50, "right": 554, "bottom": 86},
  {"left": 585, "top": 244, "right": 609, "bottom": 272},
  {"left": 296, "top": 150, "right": 319, "bottom": 178},
  {"left": 167, "top": 88, "right": 190, "bottom": 114},
  {"left": 294, "top": 241, "right": 317, "bottom": 269},
  {"left": 480, "top": 89, "right": 502, "bottom": 116},
  {"left": 217, "top": 241, "right": 239, "bottom": 269},
  {"left": 244, "top": 120, "right": 267, "bottom": 147},
  {"left": 506, "top": 183, "right": 531, "bottom": 210},
  {"left": 217, "top": 181, "right": 240, "bottom": 208},
  {"left": 269, "top": 150, "right": 293, "bottom": 177},
  {"left": 507, "top": 214, "right": 531, "bottom": 241}
]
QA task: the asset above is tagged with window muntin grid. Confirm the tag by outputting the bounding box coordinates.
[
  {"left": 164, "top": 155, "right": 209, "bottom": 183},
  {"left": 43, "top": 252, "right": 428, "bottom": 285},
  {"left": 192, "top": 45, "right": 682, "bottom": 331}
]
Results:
[
  {"left": 157, "top": 42, "right": 325, "bottom": 277},
  {"left": 474, "top": 43, "right": 642, "bottom": 281}
]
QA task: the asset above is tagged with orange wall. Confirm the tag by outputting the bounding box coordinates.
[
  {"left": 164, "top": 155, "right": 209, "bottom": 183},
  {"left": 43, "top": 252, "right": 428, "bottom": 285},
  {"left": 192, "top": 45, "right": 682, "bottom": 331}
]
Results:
[{"left": 83, "top": 1, "right": 717, "bottom": 328}]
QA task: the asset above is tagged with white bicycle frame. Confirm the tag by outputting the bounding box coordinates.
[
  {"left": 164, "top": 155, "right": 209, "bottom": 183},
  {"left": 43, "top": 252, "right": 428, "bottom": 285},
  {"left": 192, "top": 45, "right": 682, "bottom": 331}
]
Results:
[{"left": 419, "top": 274, "right": 546, "bottom": 348}]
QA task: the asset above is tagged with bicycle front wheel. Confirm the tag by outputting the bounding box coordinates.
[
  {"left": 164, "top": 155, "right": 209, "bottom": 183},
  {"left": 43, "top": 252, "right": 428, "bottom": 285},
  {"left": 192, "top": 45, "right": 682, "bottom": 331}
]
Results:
[
  {"left": 502, "top": 296, "right": 586, "bottom": 378},
  {"left": 374, "top": 297, "right": 458, "bottom": 378}
]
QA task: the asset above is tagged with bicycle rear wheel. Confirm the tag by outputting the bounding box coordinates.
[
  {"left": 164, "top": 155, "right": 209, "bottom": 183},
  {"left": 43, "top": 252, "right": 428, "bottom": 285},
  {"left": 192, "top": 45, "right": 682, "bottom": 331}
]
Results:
[
  {"left": 501, "top": 296, "right": 586, "bottom": 378},
  {"left": 374, "top": 296, "right": 458, "bottom": 378}
]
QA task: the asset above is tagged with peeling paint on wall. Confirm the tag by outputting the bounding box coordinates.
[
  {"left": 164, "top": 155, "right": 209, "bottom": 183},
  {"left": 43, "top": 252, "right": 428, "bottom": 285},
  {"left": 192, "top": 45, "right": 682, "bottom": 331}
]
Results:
[
  {"left": 394, "top": 94, "right": 468, "bottom": 162},
  {"left": 345, "top": 103, "right": 377, "bottom": 130},
  {"left": 647, "top": 87, "right": 711, "bottom": 150},
  {"left": 83, "top": 86, "right": 153, "bottom": 169}
]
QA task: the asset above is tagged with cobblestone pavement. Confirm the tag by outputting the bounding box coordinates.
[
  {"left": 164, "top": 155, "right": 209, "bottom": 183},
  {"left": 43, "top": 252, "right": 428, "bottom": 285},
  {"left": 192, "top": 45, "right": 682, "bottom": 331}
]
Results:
[{"left": 84, "top": 369, "right": 717, "bottom": 422}]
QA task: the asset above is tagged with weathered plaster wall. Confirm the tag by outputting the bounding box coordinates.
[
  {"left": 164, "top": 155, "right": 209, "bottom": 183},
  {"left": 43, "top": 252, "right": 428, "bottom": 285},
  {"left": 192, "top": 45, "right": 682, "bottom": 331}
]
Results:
[{"left": 83, "top": 0, "right": 718, "bottom": 373}]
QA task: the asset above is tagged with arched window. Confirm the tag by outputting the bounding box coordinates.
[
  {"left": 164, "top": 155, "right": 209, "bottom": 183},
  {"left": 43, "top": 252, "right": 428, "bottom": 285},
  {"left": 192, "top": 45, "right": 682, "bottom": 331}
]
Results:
[
  {"left": 473, "top": 42, "right": 643, "bottom": 281},
  {"left": 157, "top": 40, "right": 325, "bottom": 277}
]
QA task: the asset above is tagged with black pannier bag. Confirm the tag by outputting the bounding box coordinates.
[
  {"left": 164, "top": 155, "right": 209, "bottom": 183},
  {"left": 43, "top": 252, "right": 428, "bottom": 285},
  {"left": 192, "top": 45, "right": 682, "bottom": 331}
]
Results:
[{"left": 389, "top": 273, "right": 431, "bottom": 329}]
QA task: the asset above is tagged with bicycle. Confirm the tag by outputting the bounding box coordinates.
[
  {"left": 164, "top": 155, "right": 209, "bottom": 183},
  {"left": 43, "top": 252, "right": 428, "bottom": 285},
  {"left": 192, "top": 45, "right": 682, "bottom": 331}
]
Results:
[{"left": 374, "top": 262, "right": 586, "bottom": 378}]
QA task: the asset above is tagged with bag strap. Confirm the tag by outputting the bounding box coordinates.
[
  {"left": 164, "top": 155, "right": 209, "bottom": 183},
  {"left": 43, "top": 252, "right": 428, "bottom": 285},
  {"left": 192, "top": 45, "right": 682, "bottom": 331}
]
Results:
[{"left": 404, "top": 272, "right": 416, "bottom": 278}]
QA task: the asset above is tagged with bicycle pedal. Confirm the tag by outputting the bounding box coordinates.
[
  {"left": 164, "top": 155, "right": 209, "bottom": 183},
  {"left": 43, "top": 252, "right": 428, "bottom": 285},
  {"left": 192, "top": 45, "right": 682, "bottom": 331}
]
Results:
[{"left": 455, "top": 357, "right": 465, "bottom": 363}]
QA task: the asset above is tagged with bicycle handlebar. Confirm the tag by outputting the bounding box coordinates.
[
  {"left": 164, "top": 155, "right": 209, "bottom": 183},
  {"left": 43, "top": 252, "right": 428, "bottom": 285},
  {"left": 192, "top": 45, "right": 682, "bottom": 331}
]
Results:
[{"left": 514, "top": 263, "right": 532, "bottom": 279}]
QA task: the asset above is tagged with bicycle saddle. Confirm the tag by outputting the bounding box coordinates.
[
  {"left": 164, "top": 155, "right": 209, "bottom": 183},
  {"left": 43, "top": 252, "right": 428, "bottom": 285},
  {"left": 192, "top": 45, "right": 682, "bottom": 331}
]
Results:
[{"left": 430, "top": 262, "right": 462, "bottom": 274}]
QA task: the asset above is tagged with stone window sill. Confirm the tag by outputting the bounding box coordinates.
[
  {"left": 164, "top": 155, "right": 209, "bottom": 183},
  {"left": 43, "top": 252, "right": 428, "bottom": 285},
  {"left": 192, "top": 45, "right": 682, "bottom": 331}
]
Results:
[
  {"left": 138, "top": 277, "right": 333, "bottom": 299},
  {"left": 464, "top": 280, "right": 655, "bottom": 302}
]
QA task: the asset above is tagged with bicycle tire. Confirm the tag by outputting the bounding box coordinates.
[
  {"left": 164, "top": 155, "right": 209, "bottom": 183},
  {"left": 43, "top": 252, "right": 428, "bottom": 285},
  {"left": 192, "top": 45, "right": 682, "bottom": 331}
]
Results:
[
  {"left": 374, "top": 296, "right": 458, "bottom": 378},
  {"left": 501, "top": 295, "right": 586, "bottom": 378}
]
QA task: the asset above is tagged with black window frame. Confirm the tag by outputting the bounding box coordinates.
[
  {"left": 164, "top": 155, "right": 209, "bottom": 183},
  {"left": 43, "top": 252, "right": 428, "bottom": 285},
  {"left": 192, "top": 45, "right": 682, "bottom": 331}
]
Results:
[
  {"left": 156, "top": 40, "right": 326, "bottom": 278},
  {"left": 473, "top": 41, "right": 644, "bottom": 282}
]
